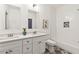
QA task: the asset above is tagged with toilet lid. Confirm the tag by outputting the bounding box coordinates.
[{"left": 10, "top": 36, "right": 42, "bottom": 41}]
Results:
[{"left": 46, "top": 40, "right": 56, "bottom": 46}]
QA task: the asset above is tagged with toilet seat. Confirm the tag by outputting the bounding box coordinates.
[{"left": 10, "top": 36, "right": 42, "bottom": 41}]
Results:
[{"left": 46, "top": 40, "right": 56, "bottom": 46}]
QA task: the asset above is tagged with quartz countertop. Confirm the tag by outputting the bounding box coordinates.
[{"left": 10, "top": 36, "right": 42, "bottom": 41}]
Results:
[{"left": 0, "top": 32, "right": 49, "bottom": 43}]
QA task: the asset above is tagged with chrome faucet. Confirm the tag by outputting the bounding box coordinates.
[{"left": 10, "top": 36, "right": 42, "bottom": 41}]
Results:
[
  {"left": 33, "top": 31, "right": 37, "bottom": 34},
  {"left": 7, "top": 33, "right": 13, "bottom": 37}
]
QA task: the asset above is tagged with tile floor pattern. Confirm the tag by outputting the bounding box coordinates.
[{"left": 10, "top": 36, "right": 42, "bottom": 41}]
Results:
[{"left": 44, "top": 49, "right": 72, "bottom": 54}]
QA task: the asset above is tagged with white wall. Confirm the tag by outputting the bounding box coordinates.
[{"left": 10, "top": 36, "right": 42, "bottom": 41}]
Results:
[
  {"left": 56, "top": 5, "right": 79, "bottom": 53},
  {"left": 36, "top": 4, "right": 56, "bottom": 40}
]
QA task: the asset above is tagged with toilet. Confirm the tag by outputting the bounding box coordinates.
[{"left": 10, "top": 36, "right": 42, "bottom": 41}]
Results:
[{"left": 46, "top": 40, "right": 56, "bottom": 53}]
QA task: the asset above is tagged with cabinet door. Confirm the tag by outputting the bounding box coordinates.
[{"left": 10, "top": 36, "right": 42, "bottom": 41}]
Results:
[
  {"left": 33, "top": 39, "right": 40, "bottom": 54},
  {"left": 33, "top": 39, "right": 45, "bottom": 54},
  {"left": 0, "top": 40, "right": 22, "bottom": 54},
  {"left": 39, "top": 40, "right": 46, "bottom": 54},
  {"left": 33, "top": 36, "right": 48, "bottom": 54}
]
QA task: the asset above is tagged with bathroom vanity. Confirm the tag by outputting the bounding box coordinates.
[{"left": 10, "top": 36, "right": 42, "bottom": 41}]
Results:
[{"left": 0, "top": 33, "right": 49, "bottom": 54}]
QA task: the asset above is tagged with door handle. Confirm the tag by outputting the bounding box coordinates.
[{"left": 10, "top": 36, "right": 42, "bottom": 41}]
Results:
[{"left": 27, "top": 41, "right": 29, "bottom": 43}]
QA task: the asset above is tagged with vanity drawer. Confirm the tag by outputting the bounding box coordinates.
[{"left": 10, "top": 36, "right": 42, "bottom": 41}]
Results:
[
  {"left": 23, "top": 39, "right": 32, "bottom": 45},
  {"left": 23, "top": 45, "right": 32, "bottom": 54},
  {"left": 33, "top": 35, "right": 49, "bottom": 40},
  {"left": 0, "top": 40, "right": 22, "bottom": 47}
]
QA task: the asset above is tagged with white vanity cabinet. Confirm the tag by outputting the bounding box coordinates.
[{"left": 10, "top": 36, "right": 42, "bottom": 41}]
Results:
[
  {"left": 23, "top": 38, "right": 33, "bottom": 54},
  {"left": 33, "top": 35, "right": 48, "bottom": 54},
  {"left": 0, "top": 40, "right": 22, "bottom": 54},
  {"left": 0, "top": 34, "right": 49, "bottom": 54}
]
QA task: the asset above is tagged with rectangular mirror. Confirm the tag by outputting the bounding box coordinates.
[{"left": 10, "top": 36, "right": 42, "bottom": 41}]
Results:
[
  {"left": 0, "top": 4, "right": 38, "bottom": 31},
  {"left": 5, "top": 5, "right": 21, "bottom": 30}
]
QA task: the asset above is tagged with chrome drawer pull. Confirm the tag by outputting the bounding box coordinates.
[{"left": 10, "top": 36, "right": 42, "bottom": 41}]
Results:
[
  {"left": 27, "top": 48, "right": 29, "bottom": 50},
  {"left": 5, "top": 51, "right": 9, "bottom": 54},
  {"left": 27, "top": 41, "right": 29, "bottom": 43}
]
